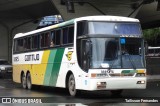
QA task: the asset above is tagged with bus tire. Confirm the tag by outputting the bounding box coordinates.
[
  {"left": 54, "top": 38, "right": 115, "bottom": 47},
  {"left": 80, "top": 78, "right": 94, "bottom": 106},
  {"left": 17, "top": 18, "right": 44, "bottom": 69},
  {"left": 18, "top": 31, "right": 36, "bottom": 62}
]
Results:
[
  {"left": 110, "top": 90, "right": 123, "bottom": 96},
  {"left": 26, "top": 73, "right": 32, "bottom": 90},
  {"left": 68, "top": 74, "right": 77, "bottom": 96},
  {"left": 21, "top": 73, "right": 27, "bottom": 89}
]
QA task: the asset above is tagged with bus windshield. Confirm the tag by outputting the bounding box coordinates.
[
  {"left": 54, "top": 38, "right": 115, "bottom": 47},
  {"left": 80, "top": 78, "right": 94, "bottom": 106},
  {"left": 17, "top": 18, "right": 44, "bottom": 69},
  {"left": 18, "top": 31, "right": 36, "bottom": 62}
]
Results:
[{"left": 90, "top": 37, "right": 145, "bottom": 69}]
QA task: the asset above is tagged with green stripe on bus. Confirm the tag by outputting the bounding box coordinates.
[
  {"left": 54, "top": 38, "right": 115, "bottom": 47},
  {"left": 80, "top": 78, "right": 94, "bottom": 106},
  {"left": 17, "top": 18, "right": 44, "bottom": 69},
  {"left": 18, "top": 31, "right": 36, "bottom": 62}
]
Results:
[
  {"left": 43, "top": 49, "right": 57, "bottom": 85},
  {"left": 49, "top": 48, "right": 65, "bottom": 86},
  {"left": 58, "top": 19, "right": 74, "bottom": 27},
  {"left": 121, "top": 70, "right": 136, "bottom": 73}
]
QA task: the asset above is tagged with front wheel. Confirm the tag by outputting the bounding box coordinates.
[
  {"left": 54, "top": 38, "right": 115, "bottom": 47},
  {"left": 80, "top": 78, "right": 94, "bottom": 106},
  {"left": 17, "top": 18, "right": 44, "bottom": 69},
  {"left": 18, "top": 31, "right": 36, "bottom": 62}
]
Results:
[{"left": 68, "top": 74, "right": 77, "bottom": 96}]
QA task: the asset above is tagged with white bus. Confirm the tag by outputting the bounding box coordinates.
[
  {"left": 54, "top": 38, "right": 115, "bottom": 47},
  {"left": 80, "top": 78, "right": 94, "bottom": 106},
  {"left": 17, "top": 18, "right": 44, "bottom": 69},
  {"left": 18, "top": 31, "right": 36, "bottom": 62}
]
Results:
[{"left": 12, "top": 16, "right": 146, "bottom": 96}]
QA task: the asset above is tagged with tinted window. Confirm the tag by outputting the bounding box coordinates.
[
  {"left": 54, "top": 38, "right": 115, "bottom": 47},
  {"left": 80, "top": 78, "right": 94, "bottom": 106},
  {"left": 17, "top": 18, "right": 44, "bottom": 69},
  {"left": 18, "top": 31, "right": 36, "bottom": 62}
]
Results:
[
  {"left": 23, "top": 37, "right": 31, "bottom": 51},
  {"left": 40, "top": 32, "right": 50, "bottom": 48},
  {"left": 77, "top": 21, "right": 88, "bottom": 36},
  {"left": 62, "top": 26, "right": 74, "bottom": 45},
  {"left": 50, "top": 31, "right": 55, "bottom": 47},
  {"left": 17, "top": 39, "right": 24, "bottom": 52},
  {"left": 32, "top": 35, "right": 39, "bottom": 49},
  {"left": 62, "top": 27, "right": 68, "bottom": 44},
  {"left": 55, "top": 30, "right": 61, "bottom": 45},
  {"left": 14, "top": 39, "right": 18, "bottom": 52},
  {"left": 68, "top": 26, "right": 74, "bottom": 43}
]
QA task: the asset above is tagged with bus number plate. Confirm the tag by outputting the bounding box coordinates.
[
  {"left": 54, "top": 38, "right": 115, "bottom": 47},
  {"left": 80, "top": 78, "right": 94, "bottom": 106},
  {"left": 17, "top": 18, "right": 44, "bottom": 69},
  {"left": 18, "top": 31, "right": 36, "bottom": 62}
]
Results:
[{"left": 101, "top": 70, "right": 114, "bottom": 74}]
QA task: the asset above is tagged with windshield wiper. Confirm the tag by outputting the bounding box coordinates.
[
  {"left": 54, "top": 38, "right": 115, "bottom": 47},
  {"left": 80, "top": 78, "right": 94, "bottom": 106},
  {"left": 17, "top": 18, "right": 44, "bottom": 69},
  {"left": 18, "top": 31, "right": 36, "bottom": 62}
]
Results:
[
  {"left": 108, "top": 59, "right": 117, "bottom": 70},
  {"left": 123, "top": 54, "right": 136, "bottom": 69}
]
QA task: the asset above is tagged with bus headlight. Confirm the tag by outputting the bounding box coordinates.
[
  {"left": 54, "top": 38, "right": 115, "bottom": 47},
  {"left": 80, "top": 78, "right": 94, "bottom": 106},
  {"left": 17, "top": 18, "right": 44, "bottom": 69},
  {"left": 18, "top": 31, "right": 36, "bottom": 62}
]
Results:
[
  {"left": 137, "top": 80, "right": 145, "bottom": 84},
  {"left": 136, "top": 73, "right": 145, "bottom": 77}
]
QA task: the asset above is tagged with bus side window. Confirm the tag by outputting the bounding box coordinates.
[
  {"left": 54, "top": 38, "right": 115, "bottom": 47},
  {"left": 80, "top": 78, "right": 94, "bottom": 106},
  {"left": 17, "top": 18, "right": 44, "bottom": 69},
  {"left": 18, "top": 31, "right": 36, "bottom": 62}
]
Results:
[
  {"left": 13, "top": 39, "right": 17, "bottom": 52},
  {"left": 14, "top": 39, "right": 20, "bottom": 53},
  {"left": 77, "top": 21, "right": 87, "bottom": 36},
  {"left": 23, "top": 37, "right": 31, "bottom": 51},
  {"left": 24, "top": 38, "right": 27, "bottom": 50},
  {"left": 55, "top": 29, "right": 61, "bottom": 46},
  {"left": 27, "top": 37, "right": 31, "bottom": 50},
  {"left": 50, "top": 31, "right": 55, "bottom": 47},
  {"left": 62, "top": 27, "right": 68, "bottom": 45},
  {"left": 32, "top": 35, "right": 39, "bottom": 49},
  {"left": 68, "top": 26, "right": 74, "bottom": 44},
  {"left": 45, "top": 32, "right": 50, "bottom": 47},
  {"left": 40, "top": 33, "right": 49, "bottom": 48},
  {"left": 40, "top": 33, "right": 44, "bottom": 48},
  {"left": 17, "top": 39, "right": 24, "bottom": 52}
]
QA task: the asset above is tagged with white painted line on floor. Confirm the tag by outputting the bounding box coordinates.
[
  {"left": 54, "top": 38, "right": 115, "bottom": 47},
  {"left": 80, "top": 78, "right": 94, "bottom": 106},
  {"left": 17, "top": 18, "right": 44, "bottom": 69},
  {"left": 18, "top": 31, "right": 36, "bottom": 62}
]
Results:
[{"left": 0, "top": 86, "right": 5, "bottom": 88}]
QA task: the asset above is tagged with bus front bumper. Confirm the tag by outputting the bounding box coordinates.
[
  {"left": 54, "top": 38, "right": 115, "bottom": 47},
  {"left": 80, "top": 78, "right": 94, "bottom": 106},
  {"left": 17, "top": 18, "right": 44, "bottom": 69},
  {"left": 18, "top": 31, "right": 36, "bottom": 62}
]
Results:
[{"left": 84, "top": 77, "right": 146, "bottom": 91}]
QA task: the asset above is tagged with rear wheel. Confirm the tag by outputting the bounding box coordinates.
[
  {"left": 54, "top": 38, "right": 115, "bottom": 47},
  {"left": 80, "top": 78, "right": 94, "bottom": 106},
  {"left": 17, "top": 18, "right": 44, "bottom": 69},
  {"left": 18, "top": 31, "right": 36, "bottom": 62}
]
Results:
[
  {"left": 68, "top": 74, "right": 77, "bottom": 96},
  {"left": 26, "top": 73, "right": 32, "bottom": 90},
  {"left": 21, "top": 73, "right": 26, "bottom": 89}
]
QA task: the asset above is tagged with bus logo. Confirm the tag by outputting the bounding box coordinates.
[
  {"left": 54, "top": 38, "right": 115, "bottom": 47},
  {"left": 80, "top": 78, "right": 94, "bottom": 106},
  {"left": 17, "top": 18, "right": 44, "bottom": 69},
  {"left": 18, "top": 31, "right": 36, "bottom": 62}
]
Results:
[{"left": 66, "top": 51, "right": 73, "bottom": 61}]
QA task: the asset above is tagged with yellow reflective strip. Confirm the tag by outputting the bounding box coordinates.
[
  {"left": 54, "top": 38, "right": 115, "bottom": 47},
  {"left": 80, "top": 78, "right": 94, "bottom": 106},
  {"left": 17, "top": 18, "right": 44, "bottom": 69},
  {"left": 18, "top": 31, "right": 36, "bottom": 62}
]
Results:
[{"left": 137, "top": 70, "right": 145, "bottom": 73}]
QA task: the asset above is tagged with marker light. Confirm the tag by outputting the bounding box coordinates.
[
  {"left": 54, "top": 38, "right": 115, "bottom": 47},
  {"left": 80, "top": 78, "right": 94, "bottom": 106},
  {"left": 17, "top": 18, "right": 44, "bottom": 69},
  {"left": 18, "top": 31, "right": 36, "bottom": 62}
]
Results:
[
  {"left": 137, "top": 70, "right": 145, "bottom": 73},
  {"left": 137, "top": 80, "right": 145, "bottom": 84}
]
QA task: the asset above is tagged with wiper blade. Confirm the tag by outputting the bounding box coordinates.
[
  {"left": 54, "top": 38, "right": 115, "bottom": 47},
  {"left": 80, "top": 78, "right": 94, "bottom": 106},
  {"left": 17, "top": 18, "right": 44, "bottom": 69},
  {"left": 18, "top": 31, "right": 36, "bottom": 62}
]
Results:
[
  {"left": 124, "top": 54, "right": 136, "bottom": 69},
  {"left": 108, "top": 59, "right": 116, "bottom": 70}
]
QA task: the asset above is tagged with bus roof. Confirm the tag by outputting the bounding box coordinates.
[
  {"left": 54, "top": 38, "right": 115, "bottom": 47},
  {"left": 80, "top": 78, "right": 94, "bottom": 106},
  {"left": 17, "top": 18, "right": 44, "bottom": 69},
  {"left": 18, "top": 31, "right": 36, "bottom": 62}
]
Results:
[
  {"left": 75, "top": 15, "right": 139, "bottom": 22},
  {"left": 14, "top": 19, "right": 74, "bottom": 39},
  {"left": 14, "top": 15, "right": 139, "bottom": 39}
]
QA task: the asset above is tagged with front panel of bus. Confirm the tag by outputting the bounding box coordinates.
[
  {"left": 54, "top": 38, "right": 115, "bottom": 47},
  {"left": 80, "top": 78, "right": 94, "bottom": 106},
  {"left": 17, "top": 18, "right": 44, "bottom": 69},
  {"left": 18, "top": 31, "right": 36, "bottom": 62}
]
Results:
[{"left": 76, "top": 21, "right": 146, "bottom": 90}]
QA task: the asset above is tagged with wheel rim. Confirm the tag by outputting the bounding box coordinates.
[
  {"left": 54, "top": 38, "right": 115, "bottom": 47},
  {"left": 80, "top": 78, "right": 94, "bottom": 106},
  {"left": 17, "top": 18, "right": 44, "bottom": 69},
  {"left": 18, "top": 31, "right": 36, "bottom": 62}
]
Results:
[
  {"left": 68, "top": 75, "right": 76, "bottom": 96},
  {"left": 22, "top": 74, "right": 26, "bottom": 89}
]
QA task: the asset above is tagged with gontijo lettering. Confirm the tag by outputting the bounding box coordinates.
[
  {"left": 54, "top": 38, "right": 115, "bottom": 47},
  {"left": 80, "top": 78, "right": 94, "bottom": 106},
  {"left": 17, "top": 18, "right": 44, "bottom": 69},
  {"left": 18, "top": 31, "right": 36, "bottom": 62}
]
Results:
[{"left": 25, "top": 54, "right": 39, "bottom": 61}]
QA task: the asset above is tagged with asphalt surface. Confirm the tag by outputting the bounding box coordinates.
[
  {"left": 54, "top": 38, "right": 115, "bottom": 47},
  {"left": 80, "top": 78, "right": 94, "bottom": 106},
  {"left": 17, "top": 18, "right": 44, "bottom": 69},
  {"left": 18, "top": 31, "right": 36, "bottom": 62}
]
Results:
[{"left": 0, "top": 77, "right": 160, "bottom": 106}]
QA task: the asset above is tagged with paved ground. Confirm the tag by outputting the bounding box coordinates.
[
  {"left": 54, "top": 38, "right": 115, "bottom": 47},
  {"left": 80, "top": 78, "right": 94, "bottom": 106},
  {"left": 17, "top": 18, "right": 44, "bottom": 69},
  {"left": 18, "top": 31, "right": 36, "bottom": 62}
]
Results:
[{"left": 0, "top": 77, "right": 160, "bottom": 106}]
